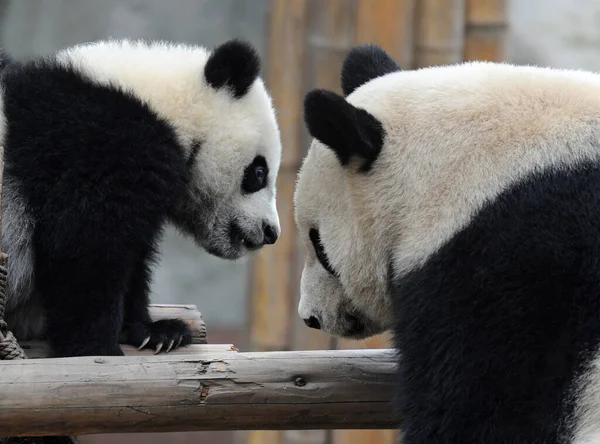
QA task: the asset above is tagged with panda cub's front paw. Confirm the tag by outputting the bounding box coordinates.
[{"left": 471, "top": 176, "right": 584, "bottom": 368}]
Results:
[{"left": 125, "top": 319, "right": 193, "bottom": 354}]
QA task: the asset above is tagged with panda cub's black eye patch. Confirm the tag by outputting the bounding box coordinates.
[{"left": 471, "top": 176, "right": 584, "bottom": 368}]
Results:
[
  {"left": 309, "top": 228, "right": 337, "bottom": 277},
  {"left": 242, "top": 155, "right": 269, "bottom": 194}
]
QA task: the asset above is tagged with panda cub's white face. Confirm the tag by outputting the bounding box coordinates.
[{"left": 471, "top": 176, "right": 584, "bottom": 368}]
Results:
[{"left": 57, "top": 39, "right": 282, "bottom": 260}]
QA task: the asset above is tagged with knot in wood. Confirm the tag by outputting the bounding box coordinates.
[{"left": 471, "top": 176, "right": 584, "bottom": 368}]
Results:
[{"left": 294, "top": 376, "right": 307, "bottom": 387}]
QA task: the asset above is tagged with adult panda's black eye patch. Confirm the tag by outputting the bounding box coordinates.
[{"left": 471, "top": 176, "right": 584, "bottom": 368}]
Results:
[
  {"left": 241, "top": 155, "right": 269, "bottom": 194},
  {"left": 309, "top": 228, "right": 337, "bottom": 277}
]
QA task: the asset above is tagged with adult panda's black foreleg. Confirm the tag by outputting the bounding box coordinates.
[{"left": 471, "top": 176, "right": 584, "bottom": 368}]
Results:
[{"left": 120, "top": 245, "right": 192, "bottom": 354}]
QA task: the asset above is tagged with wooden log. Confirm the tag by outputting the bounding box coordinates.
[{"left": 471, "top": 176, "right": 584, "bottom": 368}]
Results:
[
  {"left": 0, "top": 349, "right": 398, "bottom": 437},
  {"left": 464, "top": 0, "right": 508, "bottom": 61},
  {"left": 16, "top": 304, "right": 208, "bottom": 358},
  {"left": 414, "top": 0, "right": 467, "bottom": 68}
]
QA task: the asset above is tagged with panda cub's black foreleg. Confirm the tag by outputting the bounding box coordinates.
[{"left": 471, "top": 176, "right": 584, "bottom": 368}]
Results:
[
  {"left": 35, "top": 245, "right": 128, "bottom": 358},
  {"left": 34, "top": 214, "right": 191, "bottom": 357},
  {"left": 120, "top": 247, "right": 192, "bottom": 354}
]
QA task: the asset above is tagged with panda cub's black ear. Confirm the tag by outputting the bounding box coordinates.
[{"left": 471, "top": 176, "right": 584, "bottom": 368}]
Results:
[
  {"left": 204, "top": 39, "right": 261, "bottom": 99},
  {"left": 304, "top": 89, "right": 384, "bottom": 173},
  {"left": 341, "top": 44, "right": 400, "bottom": 96}
]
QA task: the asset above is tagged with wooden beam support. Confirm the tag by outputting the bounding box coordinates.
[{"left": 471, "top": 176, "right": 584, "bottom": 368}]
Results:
[
  {"left": 414, "top": 0, "right": 467, "bottom": 68},
  {"left": 0, "top": 349, "right": 398, "bottom": 437}
]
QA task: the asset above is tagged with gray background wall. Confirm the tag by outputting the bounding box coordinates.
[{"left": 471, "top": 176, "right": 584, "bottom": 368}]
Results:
[{"left": 2, "top": 0, "right": 600, "bottom": 333}]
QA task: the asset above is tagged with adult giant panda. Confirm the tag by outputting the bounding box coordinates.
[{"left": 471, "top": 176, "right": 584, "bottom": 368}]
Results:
[
  {"left": 0, "top": 38, "right": 281, "bottom": 358},
  {"left": 295, "top": 44, "right": 600, "bottom": 443}
]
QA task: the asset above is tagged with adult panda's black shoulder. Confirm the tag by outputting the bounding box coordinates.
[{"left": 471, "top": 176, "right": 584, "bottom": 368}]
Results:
[
  {"left": 0, "top": 38, "right": 282, "bottom": 359},
  {"left": 295, "top": 44, "right": 600, "bottom": 443}
]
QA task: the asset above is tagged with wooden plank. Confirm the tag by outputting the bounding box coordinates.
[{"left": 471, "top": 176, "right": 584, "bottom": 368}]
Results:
[
  {"left": 414, "top": 0, "right": 467, "bottom": 67},
  {"left": 466, "top": 0, "right": 507, "bottom": 26},
  {"left": 304, "top": 0, "right": 359, "bottom": 95},
  {"left": 264, "top": 0, "right": 310, "bottom": 171},
  {"left": 356, "top": 0, "right": 416, "bottom": 68},
  {"left": 0, "top": 349, "right": 398, "bottom": 437},
  {"left": 464, "top": 0, "right": 508, "bottom": 61}
]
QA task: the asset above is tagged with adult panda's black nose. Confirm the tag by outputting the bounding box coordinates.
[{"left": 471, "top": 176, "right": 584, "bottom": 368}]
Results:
[
  {"left": 263, "top": 224, "right": 279, "bottom": 245},
  {"left": 303, "top": 316, "right": 321, "bottom": 330}
]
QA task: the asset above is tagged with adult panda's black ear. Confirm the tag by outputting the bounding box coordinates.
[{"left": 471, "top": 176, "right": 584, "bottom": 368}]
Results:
[
  {"left": 341, "top": 44, "right": 400, "bottom": 96},
  {"left": 304, "top": 89, "right": 384, "bottom": 172},
  {"left": 204, "top": 39, "right": 261, "bottom": 99}
]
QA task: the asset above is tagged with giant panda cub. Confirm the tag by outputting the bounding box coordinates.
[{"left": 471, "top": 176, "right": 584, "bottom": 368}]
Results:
[
  {"left": 296, "top": 44, "right": 600, "bottom": 443},
  {"left": 0, "top": 38, "right": 281, "bottom": 358}
]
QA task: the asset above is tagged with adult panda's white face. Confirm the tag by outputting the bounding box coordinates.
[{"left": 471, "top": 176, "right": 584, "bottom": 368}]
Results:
[
  {"left": 294, "top": 45, "right": 401, "bottom": 339},
  {"left": 295, "top": 44, "right": 600, "bottom": 339},
  {"left": 56, "top": 38, "right": 282, "bottom": 260}
]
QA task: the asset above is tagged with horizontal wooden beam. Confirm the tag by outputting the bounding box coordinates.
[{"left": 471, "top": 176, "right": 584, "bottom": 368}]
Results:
[
  {"left": 0, "top": 349, "right": 398, "bottom": 436},
  {"left": 18, "top": 304, "right": 207, "bottom": 358}
]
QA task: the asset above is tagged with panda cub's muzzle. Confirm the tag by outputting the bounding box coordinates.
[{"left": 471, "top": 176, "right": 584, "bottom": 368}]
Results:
[{"left": 229, "top": 218, "right": 279, "bottom": 251}]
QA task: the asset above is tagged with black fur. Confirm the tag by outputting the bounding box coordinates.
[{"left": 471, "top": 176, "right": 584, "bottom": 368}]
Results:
[
  {"left": 341, "top": 44, "right": 400, "bottom": 96},
  {"left": 241, "top": 155, "right": 269, "bottom": 194},
  {"left": 1, "top": 58, "right": 193, "bottom": 358},
  {"left": 303, "top": 89, "right": 384, "bottom": 172},
  {"left": 392, "top": 163, "right": 600, "bottom": 443},
  {"left": 204, "top": 39, "right": 260, "bottom": 99}
]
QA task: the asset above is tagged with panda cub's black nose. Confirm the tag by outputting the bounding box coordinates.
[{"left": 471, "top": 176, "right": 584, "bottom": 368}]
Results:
[
  {"left": 263, "top": 224, "right": 278, "bottom": 245},
  {"left": 304, "top": 316, "right": 321, "bottom": 330}
]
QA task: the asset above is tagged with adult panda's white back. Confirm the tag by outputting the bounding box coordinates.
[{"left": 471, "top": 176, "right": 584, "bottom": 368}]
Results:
[{"left": 295, "top": 44, "right": 600, "bottom": 443}]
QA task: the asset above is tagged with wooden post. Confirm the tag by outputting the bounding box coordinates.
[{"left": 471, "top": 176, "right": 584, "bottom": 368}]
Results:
[
  {"left": 247, "top": 0, "right": 309, "bottom": 353},
  {"left": 463, "top": 0, "right": 508, "bottom": 61},
  {"left": 0, "top": 349, "right": 398, "bottom": 437},
  {"left": 414, "top": 0, "right": 467, "bottom": 68},
  {"left": 356, "top": 0, "right": 416, "bottom": 68}
]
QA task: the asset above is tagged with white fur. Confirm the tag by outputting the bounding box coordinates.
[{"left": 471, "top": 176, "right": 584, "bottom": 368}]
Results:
[
  {"left": 296, "top": 61, "right": 600, "bottom": 338},
  {"left": 56, "top": 39, "right": 282, "bottom": 258}
]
